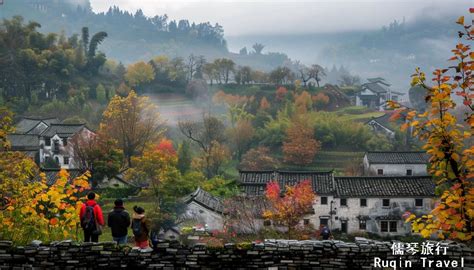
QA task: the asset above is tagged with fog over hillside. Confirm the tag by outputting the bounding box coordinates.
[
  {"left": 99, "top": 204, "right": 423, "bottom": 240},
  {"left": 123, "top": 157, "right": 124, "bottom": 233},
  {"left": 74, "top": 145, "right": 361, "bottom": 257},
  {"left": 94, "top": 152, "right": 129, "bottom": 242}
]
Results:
[{"left": 1, "top": 0, "right": 471, "bottom": 90}]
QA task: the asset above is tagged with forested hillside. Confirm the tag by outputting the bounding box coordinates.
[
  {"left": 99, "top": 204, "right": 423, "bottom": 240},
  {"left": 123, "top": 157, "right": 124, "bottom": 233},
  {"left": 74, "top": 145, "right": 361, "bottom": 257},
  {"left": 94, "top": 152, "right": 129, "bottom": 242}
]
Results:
[{"left": 0, "top": 0, "right": 289, "bottom": 69}]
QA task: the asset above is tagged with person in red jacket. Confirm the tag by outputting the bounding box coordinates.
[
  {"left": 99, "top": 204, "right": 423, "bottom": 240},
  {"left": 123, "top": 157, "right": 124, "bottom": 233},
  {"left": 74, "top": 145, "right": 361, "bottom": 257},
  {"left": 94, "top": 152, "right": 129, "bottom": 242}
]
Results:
[{"left": 79, "top": 192, "right": 105, "bottom": 242}]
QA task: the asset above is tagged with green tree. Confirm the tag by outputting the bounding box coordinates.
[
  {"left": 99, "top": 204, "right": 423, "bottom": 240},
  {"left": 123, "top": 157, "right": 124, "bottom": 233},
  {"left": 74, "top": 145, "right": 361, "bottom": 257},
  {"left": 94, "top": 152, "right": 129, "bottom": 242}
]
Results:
[
  {"left": 177, "top": 141, "right": 192, "bottom": 174},
  {"left": 95, "top": 83, "right": 106, "bottom": 104}
]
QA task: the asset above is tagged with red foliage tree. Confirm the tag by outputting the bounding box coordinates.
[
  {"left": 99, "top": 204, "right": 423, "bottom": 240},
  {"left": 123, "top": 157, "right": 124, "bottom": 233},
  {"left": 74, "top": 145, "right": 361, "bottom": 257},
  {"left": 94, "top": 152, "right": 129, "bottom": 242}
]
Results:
[
  {"left": 275, "top": 86, "right": 288, "bottom": 101},
  {"left": 263, "top": 180, "right": 315, "bottom": 239}
]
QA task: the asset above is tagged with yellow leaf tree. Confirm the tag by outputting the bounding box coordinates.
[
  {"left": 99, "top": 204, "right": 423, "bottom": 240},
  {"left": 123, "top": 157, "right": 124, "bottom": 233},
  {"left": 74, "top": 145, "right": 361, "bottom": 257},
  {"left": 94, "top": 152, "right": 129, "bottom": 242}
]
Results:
[
  {"left": 0, "top": 107, "right": 91, "bottom": 244},
  {"left": 124, "top": 61, "right": 155, "bottom": 87},
  {"left": 389, "top": 14, "right": 473, "bottom": 241},
  {"left": 100, "top": 90, "right": 165, "bottom": 167}
]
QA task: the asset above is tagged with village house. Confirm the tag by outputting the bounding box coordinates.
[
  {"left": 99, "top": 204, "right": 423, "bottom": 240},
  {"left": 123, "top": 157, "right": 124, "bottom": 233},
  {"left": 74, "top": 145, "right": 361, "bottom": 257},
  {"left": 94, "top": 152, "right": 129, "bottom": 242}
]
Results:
[
  {"left": 238, "top": 170, "right": 435, "bottom": 237},
  {"left": 9, "top": 117, "right": 95, "bottom": 169},
  {"left": 363, "top": 151, "right": 429, "bottom": 176},
  {"left": 366, "top": 113, "right": 398, "bottom": 139},
  {"left": 355, "top": 78, "right": 405, "bottom": 110},
  {"left": 180, "top": 187, "right": 224, "bottom": 231}
]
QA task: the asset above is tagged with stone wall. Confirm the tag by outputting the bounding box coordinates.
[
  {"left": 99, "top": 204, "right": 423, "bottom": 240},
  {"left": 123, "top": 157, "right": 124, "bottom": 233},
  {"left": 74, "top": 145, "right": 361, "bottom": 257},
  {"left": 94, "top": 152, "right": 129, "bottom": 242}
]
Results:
[{"left": 0, "top": 238, "right": 472, "bottom": 269}]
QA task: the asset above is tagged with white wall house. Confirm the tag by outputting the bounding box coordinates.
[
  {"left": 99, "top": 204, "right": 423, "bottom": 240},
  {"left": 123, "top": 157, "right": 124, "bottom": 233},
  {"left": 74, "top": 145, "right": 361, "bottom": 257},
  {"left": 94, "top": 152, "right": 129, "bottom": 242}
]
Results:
[
  {"left": 12, "top": 118, "right": 95, "bottom": 170},
  {"left": 363, "top": 151, "right": 429, "bottom": 176},
  {"left": 239, "top": 170, "right": 435, "bottom": 237},
  {"left": 355, "top": 78, "right": 405, "bottom": 111},
  {"left": 39, "top": 124, "right": 95, "bottom": 169}
]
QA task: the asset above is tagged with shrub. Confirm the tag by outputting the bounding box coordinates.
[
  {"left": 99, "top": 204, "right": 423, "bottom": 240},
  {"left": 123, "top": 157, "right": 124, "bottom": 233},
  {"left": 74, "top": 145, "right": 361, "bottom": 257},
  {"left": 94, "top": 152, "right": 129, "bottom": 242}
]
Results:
[{"left": 97, "top": 187, "right": 139, "bottom": 199}]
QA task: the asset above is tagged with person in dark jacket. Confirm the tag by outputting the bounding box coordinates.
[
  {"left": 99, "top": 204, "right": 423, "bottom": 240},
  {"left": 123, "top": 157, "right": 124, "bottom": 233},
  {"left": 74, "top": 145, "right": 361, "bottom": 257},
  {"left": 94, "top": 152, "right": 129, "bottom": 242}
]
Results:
[
  {"left": 108, "top": 199, "right": 131, "bottom": 244},
  {"left": 131, "top": 206, "right": 151, "bottom": 249}
]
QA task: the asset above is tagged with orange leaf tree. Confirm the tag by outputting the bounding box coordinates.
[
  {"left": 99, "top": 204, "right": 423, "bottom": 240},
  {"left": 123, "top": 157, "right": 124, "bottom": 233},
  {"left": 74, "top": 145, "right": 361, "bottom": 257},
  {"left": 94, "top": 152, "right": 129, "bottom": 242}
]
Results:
[
  {"left": 282, "top": 116, "right": 321, "bottom": 165},
  {"left": 389, "top": 14, "right": 473, "bottom": 241},
  {"left": 263, "top": 180, "right": 315, "bottom": 239}
]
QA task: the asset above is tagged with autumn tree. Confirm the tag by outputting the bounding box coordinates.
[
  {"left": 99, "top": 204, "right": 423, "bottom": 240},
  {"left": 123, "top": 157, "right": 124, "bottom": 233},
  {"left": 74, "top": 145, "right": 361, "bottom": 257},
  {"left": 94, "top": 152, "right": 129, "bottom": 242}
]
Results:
[
  {"left": 275, "top": 86, "right": 288, "bottom": 101},
  {"left": 390, "top": 15, "right": 473, "bottom": 242},
  {"left": 100, "top": 91, "right": 165, "bottom": 167},
  {"left": 227, "top": 119, "right": 255, "bottom": 160},
  {"left": 240, "top": 146, "right": 279, "bottom": 170},
  {"left": 71, "top": 134, "right": 123, "bottom": 187},
  {"left": 0, "top": 108, "right": 91, "bottom": 244},
  {"left": 312, "top": 92, "right": 330, "bottom": 110},
  {"left": 263, "top": 180, "right": 315, "bottom": 239},
  {"left": 191, "top": 141, "right": 230, "bottom": 178},
  {"left": 125, "top": 61, "right": 155, "bottom": 87},
  {"left": 179, "top": 114, "right": 227, "bottom": 177},
  {"left": 294, "top": 91, "right": 313, "bottom": 114},
  {"left": 282, "top": 117, "right": 321, "bottom": 165},
  {"left": 0, "top": 107, "right": 38, "bottom": 186},
  {"left": 126, "top": 139, "right": 196, "bottom": 229},
  {"left": 260, "top": 97, "right": 271, "bottom": 110}
]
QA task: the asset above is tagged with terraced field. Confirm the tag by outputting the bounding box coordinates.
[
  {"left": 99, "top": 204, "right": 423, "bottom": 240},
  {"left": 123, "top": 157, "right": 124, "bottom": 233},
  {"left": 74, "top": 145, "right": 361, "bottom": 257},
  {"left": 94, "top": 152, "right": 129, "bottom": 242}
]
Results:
[
  {"left": 145, "top": 93, "right": 204, "bottom": 125},
  {"left": 312, "top": 151, "right": 365, "bottom": 174}
]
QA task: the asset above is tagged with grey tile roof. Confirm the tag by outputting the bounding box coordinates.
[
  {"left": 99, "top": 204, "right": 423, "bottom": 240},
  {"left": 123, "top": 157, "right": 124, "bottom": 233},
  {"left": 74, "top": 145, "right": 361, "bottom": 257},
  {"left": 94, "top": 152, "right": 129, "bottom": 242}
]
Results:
[
  {"left": 15, "top": 117, "right": 60, "bottom": 134},
  {"left": 277, "top": 171, "right": 334, "bottom": 194},
  {"left": 239, "top": 170, "right": 334, "bottom": 196},
  {"left": 367, "top": 77, "right": 390, "bottom": 86},
  {"left": 366, "top": 113, "right": 398, "bottom": 128},
  {"left": 361, "top": 82, "right": 389, "bottom": 94},
  {"left": 365, "top": 151, "right": 429, "bottom": 164},
  {"left": 335, "top": 176, "right": 435, "bottom": 197},
  {"left": 41, "top": 124, "right": 87, "bottom": 138},
  {"left": 7, "top": 134, "right": 39, "bottom": 150},
  {"left": 183, "top": 187, "right": 224, "bottom": 213}
]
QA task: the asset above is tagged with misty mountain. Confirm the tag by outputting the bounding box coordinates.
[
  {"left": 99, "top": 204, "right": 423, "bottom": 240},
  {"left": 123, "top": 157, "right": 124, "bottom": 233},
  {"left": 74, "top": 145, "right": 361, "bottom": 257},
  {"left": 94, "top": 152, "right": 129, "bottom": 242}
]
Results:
[
  {"left": 1, "top": 0, "right": 463, "bottom": 91},
  {"left": 1, "top": 0, "right": 228, "bottom": 61},
  {"left": 228, "top": 15, "right": 460, "bottom": 91}
]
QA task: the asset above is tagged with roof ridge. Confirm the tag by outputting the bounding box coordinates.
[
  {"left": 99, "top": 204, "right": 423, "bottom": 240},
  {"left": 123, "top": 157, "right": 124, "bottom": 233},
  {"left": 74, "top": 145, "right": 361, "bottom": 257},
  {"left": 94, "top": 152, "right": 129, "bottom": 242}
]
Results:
[
  {"left": 335, "top": 176, "right": 432, "bottom": 179},
  {"left": 50, "top": 123, "right": 85, "bottom": 126},
  {"left": 277, "top": 170, "right": 333, "bottom": 174},
  {"left": 22, "top": 117, "right": 58, "bottom": 120},
  {"left": 366, "top": 151, "right": 426, "bottom": 153}
]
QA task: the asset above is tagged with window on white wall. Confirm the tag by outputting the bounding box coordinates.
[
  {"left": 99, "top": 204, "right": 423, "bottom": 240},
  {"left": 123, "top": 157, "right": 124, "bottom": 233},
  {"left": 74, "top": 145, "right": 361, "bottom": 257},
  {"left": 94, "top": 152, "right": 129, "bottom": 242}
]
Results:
[
  {"left": 382, "top": 199, "right": 390, "bottom": 207},
  {"left": 415, "top": 198, "right": 423, "bottom": 207},
  {"left": 340, "top": 198, "right": 347, "bottom": 206},
  {"left": 321, "top": 197, "right": 328, "bottom": 205},
  {"left": 406, "top": 169, "right": 412, "bottom": 176},
  {"left": 377, "top": 169, "right": 383, "bottom": 175}
]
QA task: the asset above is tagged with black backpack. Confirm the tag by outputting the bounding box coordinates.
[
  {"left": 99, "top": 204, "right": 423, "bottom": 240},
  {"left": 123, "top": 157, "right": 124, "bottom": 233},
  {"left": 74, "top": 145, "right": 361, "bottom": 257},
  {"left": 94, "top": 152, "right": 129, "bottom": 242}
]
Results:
[
  {"left": 322, "top": 227, "right": 330, "bottom": 236},
  {"left": 132, "top": 219, "right": 143, "bottom": 237},
  {"left": 81, "top": 204, "right": 96, "bottom": 231}
]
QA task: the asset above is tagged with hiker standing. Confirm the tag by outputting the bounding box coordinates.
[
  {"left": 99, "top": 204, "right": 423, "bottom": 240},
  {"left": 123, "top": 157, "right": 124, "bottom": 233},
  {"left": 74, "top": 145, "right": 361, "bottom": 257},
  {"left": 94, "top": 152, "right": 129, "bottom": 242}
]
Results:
[
  {"left": 131, "top": 206, "right": 151, "bottom": 249},
  {"left": 80, "top": 192, "right": 105, "bottom": 242},
  {"left": 321, "top": 225, "right": 331, "bottom": 240},
  {"left": 108, "top": 199, "right": 131, "bottom": 245}
]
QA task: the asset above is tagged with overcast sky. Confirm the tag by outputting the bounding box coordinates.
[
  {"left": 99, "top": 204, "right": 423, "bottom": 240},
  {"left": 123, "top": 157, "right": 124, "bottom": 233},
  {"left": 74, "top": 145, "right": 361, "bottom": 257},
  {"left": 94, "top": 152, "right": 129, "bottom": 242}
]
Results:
[{"left": 89, "top": 0, "right": 472, "bottom": 36}]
